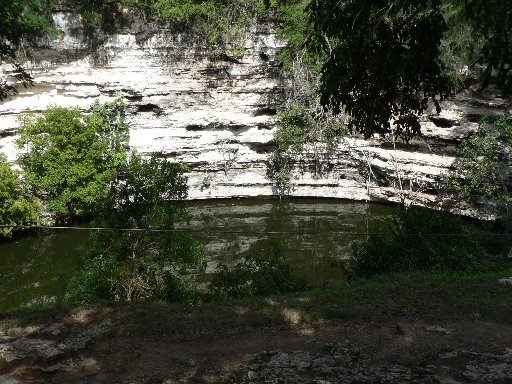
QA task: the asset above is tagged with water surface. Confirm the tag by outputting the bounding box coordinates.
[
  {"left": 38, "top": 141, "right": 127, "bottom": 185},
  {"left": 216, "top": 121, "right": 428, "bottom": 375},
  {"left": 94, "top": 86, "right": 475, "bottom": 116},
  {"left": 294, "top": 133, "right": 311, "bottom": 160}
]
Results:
[{"left": 1, "top": 198, "right": 507, "bottom": 311}]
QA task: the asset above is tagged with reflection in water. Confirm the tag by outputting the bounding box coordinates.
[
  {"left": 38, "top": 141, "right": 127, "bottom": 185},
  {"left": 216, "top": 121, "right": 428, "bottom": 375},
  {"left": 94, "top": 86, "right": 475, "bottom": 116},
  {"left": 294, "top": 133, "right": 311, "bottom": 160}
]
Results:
[
  {"left": 2, "top": 198, "right": 391, "bottom": 310},
  {"left": 1, "top": 197, "right": 506, "bottom": 311},
  {"left": 184, "top": 198, "right": 392, "bottom": 283},
  {"left": 0, "top": 229, "right": 89, "bottom": 311}
]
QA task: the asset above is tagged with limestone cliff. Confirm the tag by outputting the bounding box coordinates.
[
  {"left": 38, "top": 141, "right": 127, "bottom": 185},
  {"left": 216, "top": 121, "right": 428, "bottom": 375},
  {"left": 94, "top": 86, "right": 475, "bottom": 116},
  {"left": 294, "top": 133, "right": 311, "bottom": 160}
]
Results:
[{"left": 0, "top": 9, "right": 510, "bottom": 219}]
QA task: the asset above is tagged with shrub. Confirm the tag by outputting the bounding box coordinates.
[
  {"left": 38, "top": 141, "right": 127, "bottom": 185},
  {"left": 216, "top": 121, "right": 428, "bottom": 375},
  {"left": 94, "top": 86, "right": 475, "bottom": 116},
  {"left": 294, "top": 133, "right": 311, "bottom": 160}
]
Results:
[
  {"left": 439, "top": 2, "right": 484, "bottom": 91},
  {"left": 154, "top": 0, "right": 264, "bottom": 47},
  {"left": 208, "top": 239, "right": 307, "bottom": 299},
  {"left": 65, "top": 152, "right": 206, "bottom": 305},
  {"left": 65, "top": 253, "right": 121, "bottom": 305},
  {"left": 350, "top": 206, "right": 491, "bottom": 278},
  {"left": 0, "top": 154, "right": 40, "bottom": 237},
  {"left": 446, "top": 115, "right": 511, "bottom": 203}
]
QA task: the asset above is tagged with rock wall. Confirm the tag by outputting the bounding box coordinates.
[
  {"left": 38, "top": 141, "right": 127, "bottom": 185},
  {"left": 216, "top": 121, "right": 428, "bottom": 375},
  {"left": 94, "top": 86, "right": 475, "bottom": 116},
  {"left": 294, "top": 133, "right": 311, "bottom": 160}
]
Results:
[{"left": 0, "top": 9, "right": 510, "bottom": 219}]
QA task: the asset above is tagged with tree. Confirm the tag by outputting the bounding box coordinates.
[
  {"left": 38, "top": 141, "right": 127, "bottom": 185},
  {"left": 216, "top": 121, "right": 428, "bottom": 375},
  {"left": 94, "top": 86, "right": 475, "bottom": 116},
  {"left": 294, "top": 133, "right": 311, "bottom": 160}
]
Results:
[
  {"left": 306, "top": 0, "right": 449, "bottom": 140},
  {"left": 457, "top": 0, "right": 512, "bottom": 92},
  {"left": 0, "top": 0, "right": 52, "bottom": 101},
  {"left": 66, "top": 152, "right": 206, "bottom": 304},
  {"left": 0, "top": 153, "right": 40, "bottom": 237},
  {"left": 305, "top": 0, "right": 512, "bottom": 139},
  {"left": 16, "top": 99, "right": 128, "bottom": 221}
]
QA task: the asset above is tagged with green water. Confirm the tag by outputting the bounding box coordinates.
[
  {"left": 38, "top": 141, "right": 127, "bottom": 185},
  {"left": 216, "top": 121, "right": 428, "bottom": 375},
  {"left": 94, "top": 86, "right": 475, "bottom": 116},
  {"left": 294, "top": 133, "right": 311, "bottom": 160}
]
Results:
[
  {"left": 0, "top": 198, "right": 508, "bottom": 311},
  {"left": 0, "top": 229, "right": 89, "bottom": 311},
  {"left": 185, "top": 198, "right": 393, "bottom": 280}
]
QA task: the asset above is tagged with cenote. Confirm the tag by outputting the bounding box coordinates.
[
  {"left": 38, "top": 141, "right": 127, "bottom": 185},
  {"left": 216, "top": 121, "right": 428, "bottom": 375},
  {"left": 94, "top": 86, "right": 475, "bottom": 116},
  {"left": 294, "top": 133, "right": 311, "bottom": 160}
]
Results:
[{"left": 0, "top": 197, "right": 508, "bottom": 311}]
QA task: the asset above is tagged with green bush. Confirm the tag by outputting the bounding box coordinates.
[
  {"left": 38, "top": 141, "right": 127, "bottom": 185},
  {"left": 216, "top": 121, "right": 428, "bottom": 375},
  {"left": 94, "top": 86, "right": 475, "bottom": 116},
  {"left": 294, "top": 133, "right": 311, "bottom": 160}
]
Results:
[
  {"left": 154, "top": 0, "right": 264, "bottom": 47},
  {"left": 65, "top": 152, "right": 206, "bottom": 305},
  {"left": 65, "top": 252, "right": 121, "bottom": 305},
  {"left": 64, "top": 0, "right": 310, "bottom": 53},
  {"left": 446, "top": 115, "right": 511, "bottom": 202},
  {"left": 16, "top": 99, "right": 128, "bottom": 221},
  {"left": 494, "top": 115, "right": 512, "bottom": 147},
  {"left": 350, "top": 206, "right": 491, "bottom": 278},
  {"left": 208, "top": 239, "right": 307, "bottom": 299},
  {"left": 0, "top": 154, "right": 41, "bottom": 237}
]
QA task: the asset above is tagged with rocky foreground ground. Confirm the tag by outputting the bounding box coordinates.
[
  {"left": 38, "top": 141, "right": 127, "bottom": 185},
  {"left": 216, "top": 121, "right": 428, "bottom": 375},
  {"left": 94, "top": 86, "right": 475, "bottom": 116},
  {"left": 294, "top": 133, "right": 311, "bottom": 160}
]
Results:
[{"left": 1, "top": 304, "right": 512, "bottom": 383}]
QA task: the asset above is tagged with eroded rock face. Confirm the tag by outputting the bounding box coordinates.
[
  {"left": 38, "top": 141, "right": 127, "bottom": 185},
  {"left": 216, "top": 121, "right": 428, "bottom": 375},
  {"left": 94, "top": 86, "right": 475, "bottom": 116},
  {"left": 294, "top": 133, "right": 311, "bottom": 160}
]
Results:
[{"left": 0, "top": 9, "right": 510, "bottom": 218}]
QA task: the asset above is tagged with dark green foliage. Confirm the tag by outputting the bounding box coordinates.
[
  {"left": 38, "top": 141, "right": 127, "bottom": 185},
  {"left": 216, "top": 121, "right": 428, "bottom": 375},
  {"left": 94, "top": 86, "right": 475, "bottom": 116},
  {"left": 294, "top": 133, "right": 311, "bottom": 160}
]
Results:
[
  {"left": 0, "top": 0, "right": 53, "bottom": 101},
  {"left": 72, "top": 0, "right": 132, "bottom": 26},
  {"left": 266, "top": 106, "right": 310, "bottom": 198},
  {"left": 103, "top": 151, "right": 188, "bottom": 225},
  {"left": 154, "top": 0, "right": 265, "bottom": 47},
  {"left": 304, "top": 1, "right": 512, "bottom": 139},
  {"left": 439, "top": 3, "right": 484, "bottom": 91},
  {"left": 0, "top": 1, "right": 52, "bottom": 40},
  {"left": 306, "top": 0, "right": 449, "bottom": 140},
  {"left": 495, "top": 115, "right": 512, "bottom": 147},
  {"left": 16, "top": 99, "right": 128, "bottom": 221},
  {"left": 268, "top": 103, "right": 347, "bottom": 197},
  {"left": 271, "top": 0, "right": 321, "bottom": 71},
  {"left": 162, "top": 272, "right": 203, "bottom": 304},
  {"left": 66, "top": 152, "right": 206, "bottom": 305},
  {"left": 209, "top": 240, "right": 307, "bottom": 299},
  {"left": 65, "top": 252, "right": 121, "bottom": 305},
  {"left": 267, "top": 151, "right": 293, "bottom": 198},
  {"left": 274, "top": 104, "right": 316, "bottom": 152},
  {"left": 73, "top": 0, "right": 269, "bottom": 47},
  {"left": 351, "top": 207, "right": 491, "bottom": 278},
  {"left": 446, "top": 116, "right": 511, "bottom": 202},
  {"left": 0, "top": 154, "right": 40, "bottom": 237},
  {"left": 275, "top": 104, "right": 347, "bottom": 151},
  {"left": 456, "top": 0, "right": 512, "bottom": 92}
]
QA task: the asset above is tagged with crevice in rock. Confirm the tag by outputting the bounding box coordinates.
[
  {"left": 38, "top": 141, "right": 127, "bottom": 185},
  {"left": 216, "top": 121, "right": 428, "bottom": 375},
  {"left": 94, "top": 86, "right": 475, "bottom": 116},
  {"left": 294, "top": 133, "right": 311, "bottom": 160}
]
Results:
[
  {"left": 422, "top": 188, "right": 439, "bottom": 195},
  {"left": 429, "top": 116, "right": 459, "bottom": 128},
  {"left": 185, "top": 124, "right": 205, "bottom": 131},
  {"left": 0, "top": 129, "right": 18, "bottom": 138},
  {"left": 467, "top": 113, "right": 483, "bottom": 123},
  {"left": 379, "top": 142, "right": 425, "bottom": 152},
  {"left": 121, "top": 89, "right": 143, "bottom": 101},
  {"left": 136, "top": 103, "right": 163, "bottom": 115},
  {"left": 210, "top": 53, "right": 245, "bottom": 64},
  {"left": 247, "top": 143, "right": 275, "bottom": 154},
  {"left": 227, "top": 124, "right": 247, "bottom": 131},
  {"left": 256, "top": 123, "right": 275, "bottom": 130},
  {"left": 253, "top": 107, "right": 277, "bottom": 116},
  {"left": 259, "top": 52, "right": 269, "bottom": 62}
]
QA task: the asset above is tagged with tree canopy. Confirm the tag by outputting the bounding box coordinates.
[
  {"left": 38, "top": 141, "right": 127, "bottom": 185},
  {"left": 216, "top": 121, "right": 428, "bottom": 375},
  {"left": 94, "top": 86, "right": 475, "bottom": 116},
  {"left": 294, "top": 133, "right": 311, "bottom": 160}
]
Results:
[
  {"left": 66, "top": 152, "right": 207, "bottom": 305},
  {"left": 16, "top": 99, "right": 128, "bottom": 221},
  {"left": 2, "top": 0, "right": 510, "bottom": 138},
  {"left": 0, "top": 0, "right": 53, "bottom": 101},
  {"left": 306, "top": 0, "right": 512, "bottom": 139},
  {"left": 459, "top": 0, "right": 512, "bottom": 91}
]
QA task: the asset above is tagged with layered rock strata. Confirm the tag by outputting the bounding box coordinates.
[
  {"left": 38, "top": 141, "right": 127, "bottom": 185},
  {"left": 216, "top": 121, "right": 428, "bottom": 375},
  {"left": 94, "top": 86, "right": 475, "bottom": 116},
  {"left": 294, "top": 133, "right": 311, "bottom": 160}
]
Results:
[{"left": 0, "top": 10, "right": 510, "bottom": 218}]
